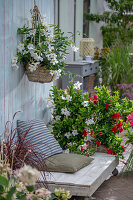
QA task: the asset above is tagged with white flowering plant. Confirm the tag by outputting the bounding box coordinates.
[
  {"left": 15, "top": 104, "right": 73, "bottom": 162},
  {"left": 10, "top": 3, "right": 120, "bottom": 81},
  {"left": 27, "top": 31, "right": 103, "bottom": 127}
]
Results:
[
  {"left": 12, "top": 7, "right": 78, "bottom": 79},
  {"left": 49, "top": 80, "right": 96, "bottom": 156},
  {"left": 0, "top": 162, "right": 71, "bottom": 200}
]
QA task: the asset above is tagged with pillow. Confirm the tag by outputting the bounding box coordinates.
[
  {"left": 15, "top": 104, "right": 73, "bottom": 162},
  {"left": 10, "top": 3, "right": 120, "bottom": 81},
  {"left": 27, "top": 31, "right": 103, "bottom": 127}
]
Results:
[
  {"left": 17, "top": 120, "right": 63, "bottom": 159},
  {"left": 41, "top": 153, "right": 94, "bottom": 173}
]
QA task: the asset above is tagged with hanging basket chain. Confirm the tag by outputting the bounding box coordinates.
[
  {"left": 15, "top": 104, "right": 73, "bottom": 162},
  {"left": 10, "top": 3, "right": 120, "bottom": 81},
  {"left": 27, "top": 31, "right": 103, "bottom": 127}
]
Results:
[{"left": 31, "top": 0, "right": 41, "bottom": 46}]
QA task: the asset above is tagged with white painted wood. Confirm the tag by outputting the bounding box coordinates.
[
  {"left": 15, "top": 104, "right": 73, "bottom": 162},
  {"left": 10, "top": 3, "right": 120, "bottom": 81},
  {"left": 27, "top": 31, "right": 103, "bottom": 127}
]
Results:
[
  {"left": 38, "top": 153, "right": 119, "bottom": 197},
  {"left": 0, "top": 0, "right": 54, "bottom": 131},
  {"left": 89, "top": 0, "right": 104, "bottom": 48},
  {"left": 75, "top": 0, "right": 83, "bottom": 61}
]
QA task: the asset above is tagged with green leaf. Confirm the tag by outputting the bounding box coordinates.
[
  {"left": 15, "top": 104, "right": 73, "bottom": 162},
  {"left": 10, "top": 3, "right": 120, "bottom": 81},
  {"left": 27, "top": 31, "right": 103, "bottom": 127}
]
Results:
[
  {"left": 0, "top": 195, "right": 6, "bottom": 200},
  {"left": 26, "top": 185, "right": 34, "bottom": 192},
  {"left": 16, "top": 192, "right": 26, "bottom": 200},
  {"left": 0, "top": 185, "right": 4, "bottom": 194},
  {"left": 6, "top": 186, "right": 16, "bottom": 200},
  {"left": 0, "top": 176, "right": 9, "bottom": 187}
]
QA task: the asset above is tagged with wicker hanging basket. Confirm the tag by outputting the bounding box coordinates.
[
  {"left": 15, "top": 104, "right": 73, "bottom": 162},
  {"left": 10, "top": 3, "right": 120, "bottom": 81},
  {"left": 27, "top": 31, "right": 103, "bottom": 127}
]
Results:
[
  {"left": 26, "top": 65, "right": 54, "bottom": 83},
  {"left": 25, "top": 1, "right": 54, "bottom": 83}
]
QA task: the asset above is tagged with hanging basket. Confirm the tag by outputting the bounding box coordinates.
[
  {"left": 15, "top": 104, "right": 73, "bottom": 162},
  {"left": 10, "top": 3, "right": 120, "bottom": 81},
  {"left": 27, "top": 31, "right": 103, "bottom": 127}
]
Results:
[{"left": 26, "top": 65, "right": 54, "bottom": 83}]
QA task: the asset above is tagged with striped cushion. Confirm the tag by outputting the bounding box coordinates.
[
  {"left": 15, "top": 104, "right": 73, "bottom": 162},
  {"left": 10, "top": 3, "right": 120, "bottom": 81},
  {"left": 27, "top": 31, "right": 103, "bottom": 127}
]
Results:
[{"left": 17, "top": 120, "right": 63, "bottom": 158}]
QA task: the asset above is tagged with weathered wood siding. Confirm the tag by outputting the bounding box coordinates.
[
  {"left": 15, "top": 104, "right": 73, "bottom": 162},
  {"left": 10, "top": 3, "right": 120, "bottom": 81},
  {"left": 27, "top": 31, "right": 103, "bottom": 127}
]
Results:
[{"left": 0, "top": 0, "right": 54, "bottom": 131}]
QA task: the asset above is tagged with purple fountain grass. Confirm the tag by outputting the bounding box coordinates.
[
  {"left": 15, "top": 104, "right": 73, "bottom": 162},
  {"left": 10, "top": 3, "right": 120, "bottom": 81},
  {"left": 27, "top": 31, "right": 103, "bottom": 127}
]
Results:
[{"left": 1, "top": 111, "right": 47, "bottom": 187}]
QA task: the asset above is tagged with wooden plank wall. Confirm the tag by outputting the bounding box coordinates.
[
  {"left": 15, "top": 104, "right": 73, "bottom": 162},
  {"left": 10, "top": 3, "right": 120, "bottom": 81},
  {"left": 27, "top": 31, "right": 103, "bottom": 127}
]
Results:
[{"left": 0, "top": 0, "right": 54, "bottom": 131}]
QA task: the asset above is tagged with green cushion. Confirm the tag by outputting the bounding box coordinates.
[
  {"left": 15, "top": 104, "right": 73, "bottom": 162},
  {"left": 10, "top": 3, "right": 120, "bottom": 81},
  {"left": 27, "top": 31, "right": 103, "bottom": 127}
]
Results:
[{"left": 45, "top": 153, "right": 94, "bottom": 173}]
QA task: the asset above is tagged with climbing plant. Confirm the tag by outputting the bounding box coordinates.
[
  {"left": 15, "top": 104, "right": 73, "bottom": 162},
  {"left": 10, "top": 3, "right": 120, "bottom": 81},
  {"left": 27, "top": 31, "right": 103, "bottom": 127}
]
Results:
[{"left": 84, "top": 0, "right": 133, "bottom": 46}]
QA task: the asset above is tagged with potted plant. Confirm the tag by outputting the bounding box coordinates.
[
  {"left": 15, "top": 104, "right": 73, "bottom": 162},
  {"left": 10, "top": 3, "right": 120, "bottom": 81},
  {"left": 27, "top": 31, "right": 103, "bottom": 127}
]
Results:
[{"left": 11, "top": 3, "right": 78, "bottom": 83}]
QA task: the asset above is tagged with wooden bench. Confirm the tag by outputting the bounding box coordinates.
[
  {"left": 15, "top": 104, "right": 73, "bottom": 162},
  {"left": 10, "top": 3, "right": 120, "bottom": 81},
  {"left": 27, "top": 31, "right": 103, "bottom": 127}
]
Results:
[{"left": 38, "top": 153, "right": 119, "bottom": 199}]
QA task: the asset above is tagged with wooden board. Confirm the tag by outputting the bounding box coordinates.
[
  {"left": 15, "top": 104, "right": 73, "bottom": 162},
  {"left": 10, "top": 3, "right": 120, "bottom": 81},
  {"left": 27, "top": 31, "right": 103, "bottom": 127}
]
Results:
[{"left": 38, "top": 153, "right": 119, "bottom": 197}]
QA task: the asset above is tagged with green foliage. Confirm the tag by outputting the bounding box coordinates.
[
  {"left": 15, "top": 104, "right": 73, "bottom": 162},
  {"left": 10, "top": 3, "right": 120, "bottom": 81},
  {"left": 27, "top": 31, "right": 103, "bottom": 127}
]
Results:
[
  {"left": 88, "top": 85, "right": 130, "bottom": 158},
  {"left": 50, "top": 81, "right": 131, "bottom": 158},
  {"left": 84, "top": 0, "right": 133, "bottom": 46},
  {"left": 50, "top": 80, "right": 91, "bottom": 151},
  {"left": 12, "top": 7, "right": 77, "bottom": 76},
  {"left": 98, "top": 42, "right": 133, "bottom": 91}
]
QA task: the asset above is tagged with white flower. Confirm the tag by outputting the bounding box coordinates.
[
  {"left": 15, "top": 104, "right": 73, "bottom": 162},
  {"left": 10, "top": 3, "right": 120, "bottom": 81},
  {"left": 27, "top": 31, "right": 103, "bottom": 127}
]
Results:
[
  {"left": 30, "top": 29, "right": 36, "bottom": 36},
  {"left": 79, "top": 143, "right": 87, "bottom": 150},
  {"left": 82, "top": 101, "right": 89, "bottom": 107},
  {"left": 51, "top": 53, "right": 57, "bottom": 59},
  {"left": 15, "top": 165, "right": 40, "bottom": 186},
  {"left": 61, "top": 95, "right": 66, "bottom": 100},
  {"left": 31, "top": 52, "right": 38, "bottom": 60},
  {"left": 12, "top": 64, "right": 19, "bottom": 71},
  {"left": 85, "top": 118, "right": 95, "bottom": 126},
  {"left": 61, "top": 108, "right": 70, "bottom": 116},
  {"left": 18, "top": 43, "right": 24, "bottom": 53},
  {"left": 41, "top": 19, "right": 48, "bottom": 27},
  {"left": 71, "top": 45, "right": 79, "bottom": 52},
  {"left": 65, "top": 132, "right": 71, "bottom": 138},
  {"left": 73, "top": 81, "right": 82, "bottom": 89},
  {"left": 67, "top": 142, "right": 72, "bottom": 147},
  {"left": 36, "top": 55, "right": 43, "bottom": 62},
  {"left": 72, "top": 129, "right": 78, "bottom": 136},
  {"left": 27, "top": 43, "right": 34, "bottom": 50},
  {"left": 12, "top": 56, "right": 18, "bottom": 64},
  {"left": 49, "top": 70, "right": 55, "bottom": 76},
  {"left": 50, "top": 59, "right": 58, "bottom": 65},
  {"left": 41, "top": 29, "right": 48, "bottom": 37},
  {"left": 46, "top": 54, "right": 51, "bottom": 60},
  {"left": 64, "top": 149, "right": 70, "bottom": 154},
  {"left": 34, "top": 62, "right": 40, "bottom": 67},
  {"left": 46, "top": 35, "right": 54, "bottom": 43},
  {"left": 82, "top": 143, "right": 88, "bottom": 150},
  {"left": 23, "top": 50, "right": 29, "bottom": 55},
  {"left": 55, "top": 115, "right": 61, "bottom": 121},
  {"left": 66, "top": 95, "right": 72, "bottom": 102},
  {"left": 85, "top": 127, "right": 91, "bottom": 132},
  {"left": 35, "top": 188, "right": 51, "bottom": 199},
  {"left": 48, "top": 45, "right": 54, "bottom": 52},
  {"left": 28, "top": 63, "right": 38, "bottom": 72}
]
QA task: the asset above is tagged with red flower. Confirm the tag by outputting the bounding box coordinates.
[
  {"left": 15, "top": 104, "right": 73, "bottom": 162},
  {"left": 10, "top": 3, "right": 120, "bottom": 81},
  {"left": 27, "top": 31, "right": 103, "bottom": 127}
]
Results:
[
  {"left": 112, "top": 126, "right": 117, "bottom": 133},
  {"left": 92, "top": 113, "right": 96, "bottom": 117},
  {"left": 118, "top": 126, "right": 123, "bottom": 133},
  {"left": 116, "top": 121, "right": 123, "bottom": 127},
  {"left": 94, "top": 100, "right": 98, "bottom": 105},
  {"left": 104, "top": 103, "right": 110, "bottom": 109},
  {"left": 94, "top": 94, "right": 98, "bottom": 100},
  {"left": 80, "top": 146, "right": 85, "bottom": 152},
  {"left": 122, "top": 145, "right": 126, "bottom": 152},
  {"left": 88, "top": 97, "right": 92, "bottom": 101},
  {"left": 94, "top": 140, "right": 101, "bottom": 147},
  {"left": 83, "top": 130, "right": 87, "bottom": 137},
  {"left": 86, "top": 152, "right": 89, "bottom": 157},
  {"left": 123, "top": 162, "right": 127, "bottom": 165},
  {"left": 90, "top": 131, "right": 94, "bottom": 136},
  {"left": 106, "top": 148, "right": 116, "bottom": 155},
  {"left": 111, "top": 113, "right": 121, "bottom": 119}
]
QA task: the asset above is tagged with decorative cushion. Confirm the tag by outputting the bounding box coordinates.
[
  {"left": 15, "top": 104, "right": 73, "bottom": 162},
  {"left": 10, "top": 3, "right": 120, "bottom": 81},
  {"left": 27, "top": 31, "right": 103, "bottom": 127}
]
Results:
[
  {"left": 17, "top": 120, "right": 63, "bottom": 158},
  {"left": 43, "top": 153, "right": 94, "bottom": 173}
]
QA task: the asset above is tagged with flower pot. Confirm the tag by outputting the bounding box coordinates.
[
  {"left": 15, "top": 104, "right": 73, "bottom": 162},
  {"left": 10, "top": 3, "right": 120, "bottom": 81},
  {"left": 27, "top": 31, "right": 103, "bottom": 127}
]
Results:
[{"left": 26, "top": 64, "right": 54, "bottom": 83}]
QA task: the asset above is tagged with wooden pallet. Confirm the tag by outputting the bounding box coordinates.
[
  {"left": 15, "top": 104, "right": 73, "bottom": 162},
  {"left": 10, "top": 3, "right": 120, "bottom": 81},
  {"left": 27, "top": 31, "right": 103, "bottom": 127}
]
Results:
[{"left": 38, "top": 153, "right": 119, "bottom": 199}]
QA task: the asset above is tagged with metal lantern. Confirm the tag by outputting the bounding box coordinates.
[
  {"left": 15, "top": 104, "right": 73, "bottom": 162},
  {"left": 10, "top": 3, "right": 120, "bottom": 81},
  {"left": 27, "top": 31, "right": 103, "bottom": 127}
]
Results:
[{"left": 80, "top": 38, "right": 95, "bottom": 60}]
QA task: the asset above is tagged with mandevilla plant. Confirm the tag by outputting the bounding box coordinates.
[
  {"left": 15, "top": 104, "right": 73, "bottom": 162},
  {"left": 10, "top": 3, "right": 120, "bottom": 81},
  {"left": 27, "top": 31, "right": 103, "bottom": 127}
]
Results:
[
  {"left": 12, "top": 6, "right": 78, "bottom": 80},
  {"left": 87, "top": 86, "right": 131, "bottom": 159},
  {"left": 50, "top": 81, "right": 131, "bottom": 159},
  {"left": 49, "top": 80, "right": 95, "bottom": 156}
]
